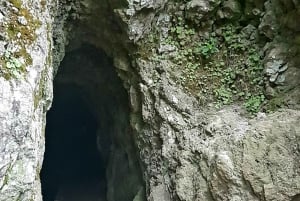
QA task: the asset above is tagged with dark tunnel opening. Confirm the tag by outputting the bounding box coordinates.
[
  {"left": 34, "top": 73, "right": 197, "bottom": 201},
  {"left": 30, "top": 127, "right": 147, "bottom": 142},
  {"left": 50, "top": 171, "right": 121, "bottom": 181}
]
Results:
[
  {"left": 41, "top": 85, "right": 107, "bottom": 201},
  {"left": 40, "top": 45, "right": 145, "bottom": 201}
]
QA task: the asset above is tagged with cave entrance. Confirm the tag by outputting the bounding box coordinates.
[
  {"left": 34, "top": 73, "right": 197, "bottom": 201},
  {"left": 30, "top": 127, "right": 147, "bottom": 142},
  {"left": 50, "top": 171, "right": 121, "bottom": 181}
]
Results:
[
  {"left": 41, "top": 84, "right": 105, "bottom": 201},
  {"left": 40, "top": 45, "right": 145, "bottom": 201}
]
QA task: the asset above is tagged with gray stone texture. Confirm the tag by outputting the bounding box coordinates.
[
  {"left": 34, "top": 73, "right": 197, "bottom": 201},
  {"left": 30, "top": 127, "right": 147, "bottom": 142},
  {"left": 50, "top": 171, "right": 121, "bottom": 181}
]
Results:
[{"left": 0, "top": 0, "right": 299, "bottom": 201}]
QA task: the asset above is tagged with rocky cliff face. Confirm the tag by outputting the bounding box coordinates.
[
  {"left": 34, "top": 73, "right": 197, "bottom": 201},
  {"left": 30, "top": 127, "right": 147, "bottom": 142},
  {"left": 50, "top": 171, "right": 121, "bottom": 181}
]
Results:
[
  {"left": 0, "top": 0, "right": 299, "bottom": 201},
  {"left": 0, "top": 0, "right": 53, "bottom": 200}
]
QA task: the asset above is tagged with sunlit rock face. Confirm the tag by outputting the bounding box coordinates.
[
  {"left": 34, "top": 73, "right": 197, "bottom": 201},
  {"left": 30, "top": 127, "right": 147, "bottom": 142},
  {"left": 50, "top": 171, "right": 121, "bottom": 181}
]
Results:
[{"left": 0, "top": 1, "right": 53, "bottom": 200}]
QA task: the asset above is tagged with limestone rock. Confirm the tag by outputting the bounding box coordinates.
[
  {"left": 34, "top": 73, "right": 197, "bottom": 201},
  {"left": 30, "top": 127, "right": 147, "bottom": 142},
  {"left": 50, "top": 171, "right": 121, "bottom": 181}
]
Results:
[
  {"left": 194, "top": 108, "right": 300, "bottom": 201},
  {"left": 242, "top": 110, "right": 300, "bottom": 201},
  {"left": 218, "top": 0, "right": 242, "bottom": 20},
  {"left": 0, "top": 1, "right": 53, "bottom": 200},
  {"left": 150, "top": 184, "right": 171, "bottom": 201},
  {"left": 185, "top": 0, "right": 221, "bottom": 23},
  {"left": 0, "top": 0, "right": 300, "bottom": 201}
]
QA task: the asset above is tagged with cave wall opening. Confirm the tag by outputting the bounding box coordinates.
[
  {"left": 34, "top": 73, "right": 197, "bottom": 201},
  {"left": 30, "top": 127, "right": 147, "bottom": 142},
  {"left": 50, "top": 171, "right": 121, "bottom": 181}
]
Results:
[{"left": 40, "top": 44, "right": 145, "bottom": 201}]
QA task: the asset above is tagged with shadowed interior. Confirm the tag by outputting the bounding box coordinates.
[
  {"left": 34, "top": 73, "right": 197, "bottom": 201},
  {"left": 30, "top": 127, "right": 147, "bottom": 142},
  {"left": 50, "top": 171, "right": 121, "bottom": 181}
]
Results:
[
  {"left": 41, "top": 85, "right": 107, "bottom": 201},
  {"left": 40, "top": 45, "right": 145, "bottom": 201}
]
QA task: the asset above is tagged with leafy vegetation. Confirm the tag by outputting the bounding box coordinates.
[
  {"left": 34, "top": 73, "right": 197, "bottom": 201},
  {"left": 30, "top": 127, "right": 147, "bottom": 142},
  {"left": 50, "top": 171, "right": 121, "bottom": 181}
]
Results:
[
  {"left": 3, "top": 51, "right": 23, "bottom": 77},
  {"left": 145, "top": 16, "right": 266, "bottom": 114},
  {"left": 195, "top": 37, "right": 219, "bottom": 59},
  {"left": 244, "top": 94, "right": 265, "bottom": 114}
]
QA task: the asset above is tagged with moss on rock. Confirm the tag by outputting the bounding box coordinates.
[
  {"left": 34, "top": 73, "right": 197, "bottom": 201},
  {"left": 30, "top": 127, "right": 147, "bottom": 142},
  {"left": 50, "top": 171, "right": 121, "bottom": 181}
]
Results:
[{"left": 0, "top": 0, "right": 41, "bottom": 79}]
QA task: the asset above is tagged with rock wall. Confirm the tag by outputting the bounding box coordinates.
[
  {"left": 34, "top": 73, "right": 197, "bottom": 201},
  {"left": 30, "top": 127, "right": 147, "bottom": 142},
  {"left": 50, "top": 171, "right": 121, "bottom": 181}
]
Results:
[
  {"left": 120, "top": 1, "right": 300, "bottom": 200},
  {"left": 0, "top": 0, "right": 53, "bottom": 200},
  {"left": 0, "top": 0, "right": 299, "bottom": 201}
]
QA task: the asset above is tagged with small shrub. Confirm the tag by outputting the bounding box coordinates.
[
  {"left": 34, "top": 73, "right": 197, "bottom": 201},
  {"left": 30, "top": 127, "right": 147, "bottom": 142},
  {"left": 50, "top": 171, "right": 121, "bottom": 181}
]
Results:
[
  {"left": 214, "top": 86, "right": 233, "bottom": 105},
  {"left": 195, "top": 38, "right": 219, "bottom": 59},
  {"left": 244, "top": 94, "right": 265, "bottom": 114}
]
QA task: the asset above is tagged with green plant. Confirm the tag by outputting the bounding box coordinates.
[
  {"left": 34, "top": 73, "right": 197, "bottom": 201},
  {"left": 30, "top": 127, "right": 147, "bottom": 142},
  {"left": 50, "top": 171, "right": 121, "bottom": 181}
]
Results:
[
  {"left": 244, "top": 94, "right": 265, "bottom": 114},
  {"left": 138, "top": 17, "right": 266, "bottom": 114},
  {"left": 208, "top": 24, "right": 265, "bottom": 112},
  {"left": 214, "top": 85, "right": 233, "bottom": 105},
  {"left": 195, "top": 37, "right": 219, "bottom": 59},
  {"left": 3, "top": 51, "right": 23, "bottom": 77},
  {"left": 170, "top": 18, "right": 195, "bottom": 47},
  {"left": 222, "top": 24, "right": 249, "bottom": 51}
]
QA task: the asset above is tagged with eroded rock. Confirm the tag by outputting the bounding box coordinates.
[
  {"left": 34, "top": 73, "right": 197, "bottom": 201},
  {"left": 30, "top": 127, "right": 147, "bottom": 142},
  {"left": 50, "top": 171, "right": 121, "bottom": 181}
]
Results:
[{"left": 0, "top": 0, "right": 299, "bottom": 201}]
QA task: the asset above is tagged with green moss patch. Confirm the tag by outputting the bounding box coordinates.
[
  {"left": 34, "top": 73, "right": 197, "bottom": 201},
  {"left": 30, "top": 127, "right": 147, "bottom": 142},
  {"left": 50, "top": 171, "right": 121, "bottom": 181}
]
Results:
[{"left": 0, "top": 0, "right": 41, "bottom": 79}]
